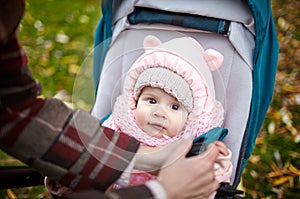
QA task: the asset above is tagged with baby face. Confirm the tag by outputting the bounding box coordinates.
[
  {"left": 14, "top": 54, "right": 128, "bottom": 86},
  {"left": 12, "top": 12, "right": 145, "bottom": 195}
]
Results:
[{"left": 134, "top": 87, "right": 188, "bottom": 139}]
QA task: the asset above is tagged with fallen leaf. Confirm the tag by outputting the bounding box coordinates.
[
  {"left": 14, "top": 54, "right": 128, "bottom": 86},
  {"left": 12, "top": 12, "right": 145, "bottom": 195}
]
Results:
[{"left": 7, "top": 189, "right": 16, "bottom": 199}]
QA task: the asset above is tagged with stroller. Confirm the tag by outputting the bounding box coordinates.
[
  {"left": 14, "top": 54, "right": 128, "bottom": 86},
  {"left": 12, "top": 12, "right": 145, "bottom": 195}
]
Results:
[
  {"left": 0, "top": 0, "right": 279, "bottom": 198},
  {"left": 90, "top": 0, "right": 279, "bottom": 197}
]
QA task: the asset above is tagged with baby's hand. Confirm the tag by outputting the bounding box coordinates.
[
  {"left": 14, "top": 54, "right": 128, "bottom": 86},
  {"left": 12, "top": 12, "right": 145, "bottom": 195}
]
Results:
[
  {"left": 213, "top": 141, "right": 232, "bottom": 182},
  {"left": 215, "top": 141, "right": 229, "bottom": 156}
]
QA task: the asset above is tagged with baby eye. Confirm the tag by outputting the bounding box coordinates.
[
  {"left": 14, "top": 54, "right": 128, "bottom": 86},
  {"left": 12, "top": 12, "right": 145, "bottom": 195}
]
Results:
[
  {"left": 171, "top": 104, "right": 180, "bottom": 110},
  {"left": 147, "top": 98, "right": 157, "bottom": 104}
]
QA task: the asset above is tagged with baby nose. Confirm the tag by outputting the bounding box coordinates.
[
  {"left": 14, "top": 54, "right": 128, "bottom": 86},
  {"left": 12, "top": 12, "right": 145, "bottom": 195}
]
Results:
[{"left": 151, "top": 107, "right": 167, "bottom": 119}]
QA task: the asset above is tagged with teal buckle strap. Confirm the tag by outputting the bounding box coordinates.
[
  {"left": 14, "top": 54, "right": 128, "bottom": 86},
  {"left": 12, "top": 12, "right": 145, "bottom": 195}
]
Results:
[
  {"left": 193, "top": 127, "right": 228, "bottom": 145},
  {"left": 128, "top": 7, "right": 230, "bottom": 35},
  {"left": 186, "top": 127, "right": 228, "bottom": 157}
]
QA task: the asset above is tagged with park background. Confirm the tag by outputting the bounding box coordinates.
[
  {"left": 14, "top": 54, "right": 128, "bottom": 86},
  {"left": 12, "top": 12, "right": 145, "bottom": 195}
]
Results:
[{"left": 0, "top": 0, "right": 299, "bottom": 198}]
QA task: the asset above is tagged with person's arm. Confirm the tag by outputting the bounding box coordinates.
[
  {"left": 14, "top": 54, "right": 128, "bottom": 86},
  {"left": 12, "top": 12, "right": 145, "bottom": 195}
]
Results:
[
  {"left": 0, "top": 29, "right": 139, "bottom": 192},
  {"left": 61, "top": 139, "right": 221, "bottom": 199}
]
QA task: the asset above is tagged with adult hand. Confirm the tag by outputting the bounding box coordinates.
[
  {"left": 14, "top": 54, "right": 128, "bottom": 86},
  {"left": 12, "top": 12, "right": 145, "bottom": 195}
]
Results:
[
  {"left": 157, "top": 137, "right": 220, "bottom": 199},
  {"left": 135, "top": 138, "right": 192, "bottom": 173}
]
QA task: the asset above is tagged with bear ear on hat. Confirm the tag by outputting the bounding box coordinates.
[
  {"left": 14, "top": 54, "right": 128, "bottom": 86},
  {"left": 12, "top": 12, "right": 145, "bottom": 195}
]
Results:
[
  {"left": 143, "top": 35, "right": 162, "bottom": 51},
  {"left": 204, "top": 49, "right": 224, "bottom": 71}
]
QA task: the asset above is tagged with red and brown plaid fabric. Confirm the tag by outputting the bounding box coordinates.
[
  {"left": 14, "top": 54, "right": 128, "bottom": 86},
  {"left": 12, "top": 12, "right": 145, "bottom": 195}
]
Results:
[{"left": 0, "top": 37, "right": 146, "bottom": 195}]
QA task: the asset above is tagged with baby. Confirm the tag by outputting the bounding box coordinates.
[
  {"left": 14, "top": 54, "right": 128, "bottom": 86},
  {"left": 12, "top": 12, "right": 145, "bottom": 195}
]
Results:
[{"left": 103, "top": 35, "right": 232, "bottom": 193}]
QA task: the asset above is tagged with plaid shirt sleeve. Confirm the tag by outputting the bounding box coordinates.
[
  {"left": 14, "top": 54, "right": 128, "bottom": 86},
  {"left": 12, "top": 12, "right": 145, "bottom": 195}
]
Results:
[{"left": 0, "top": 37, "right": 156, "bottom": 198}]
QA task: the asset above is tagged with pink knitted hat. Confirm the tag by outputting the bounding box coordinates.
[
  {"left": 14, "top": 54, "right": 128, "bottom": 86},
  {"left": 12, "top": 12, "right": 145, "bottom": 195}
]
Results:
[{"left": 104, "top": 35, "right": 225, "bottom": 146}]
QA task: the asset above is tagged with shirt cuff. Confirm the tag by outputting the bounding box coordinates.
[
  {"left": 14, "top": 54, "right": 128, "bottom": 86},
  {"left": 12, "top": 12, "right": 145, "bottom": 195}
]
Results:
[
  {"left": 145, "top": 180, "right": 167, "bottom": 199},
  {"left": 116, "top": 155, "right": 136, "bottom": 186},
  {"left": 44, "top": 176, "right": 72, "bottom": 196}
]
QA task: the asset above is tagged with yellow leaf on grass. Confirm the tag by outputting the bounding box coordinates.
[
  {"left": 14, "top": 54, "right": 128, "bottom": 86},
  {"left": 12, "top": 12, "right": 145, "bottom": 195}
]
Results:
[
  {"left": 278, "top": 17, "right": 289, "bottom": 31},
  {"left": 289, "top": 151, "right": 300, "bottom": 159},
  {"left": 255, "top": 137, "right": 264, "bottom": 145},
  {"left": 289, "top": 163, "right": 300, "bottom": 176},
  {"left": 270, "top": 162, "right": 281, "bottom": 173},
  {"left": 7, "top": 189, "right": 16, "bottom": 199},
  {"left": 267, "top": 171, "right": 283, "bottom": 178},
  {"left": 42, "top": 67, "right": 55, "bottom": 77},
  {"left": 273, "top": 176, "right": 291, "bottom": 186},
  {"left": 248, "top": 155, "right": 260, "bottom": 164},
  {"left": 68, "top": 63, "right": 80, "bottom": 75}
]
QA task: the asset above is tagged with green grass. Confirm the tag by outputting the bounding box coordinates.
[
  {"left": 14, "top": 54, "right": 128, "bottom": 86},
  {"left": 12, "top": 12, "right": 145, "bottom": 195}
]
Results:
[{"left": 20, "top": 0, "right": 101, "bottom": 98}]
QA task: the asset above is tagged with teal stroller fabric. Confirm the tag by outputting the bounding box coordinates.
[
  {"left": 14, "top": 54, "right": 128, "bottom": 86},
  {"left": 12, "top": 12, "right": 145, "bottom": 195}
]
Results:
[
  {"left": 245, "top": 0, "right": 279, "bottom": 171},
  {"left": 93, "top": 0, "right": 279, "bottom": 187}
]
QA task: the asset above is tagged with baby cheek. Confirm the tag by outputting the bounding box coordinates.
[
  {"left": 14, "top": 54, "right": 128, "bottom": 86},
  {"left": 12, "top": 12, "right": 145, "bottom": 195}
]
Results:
[
  {"left": 134, "top": 109, "right": 142, "bottom": 126},
  {"left": 134, "top": 106, "right": 150, "bottom": 129},
  {"left": 169, "top": 114, "right": 187, "bottom": 136}
]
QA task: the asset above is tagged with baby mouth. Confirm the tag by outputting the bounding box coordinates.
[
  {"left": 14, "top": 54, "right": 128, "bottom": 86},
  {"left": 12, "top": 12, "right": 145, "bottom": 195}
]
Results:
[
  {"left": 150, "top": 123, "right": 165, "bottom": 131},
  {"left": 148, "top": 123, "right": 171, "bottom": 139}
]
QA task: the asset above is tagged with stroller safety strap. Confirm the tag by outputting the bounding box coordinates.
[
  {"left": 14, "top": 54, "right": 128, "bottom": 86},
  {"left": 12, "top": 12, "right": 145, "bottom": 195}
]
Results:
[{"left": 128, "top": 7, "right": 230, "bottom": 35}]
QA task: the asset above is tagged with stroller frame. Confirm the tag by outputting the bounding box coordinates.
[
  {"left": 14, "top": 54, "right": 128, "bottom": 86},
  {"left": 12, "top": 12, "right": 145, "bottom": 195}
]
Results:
[{"left": 92, "top": 0, "right": 279, "bottom": 189}]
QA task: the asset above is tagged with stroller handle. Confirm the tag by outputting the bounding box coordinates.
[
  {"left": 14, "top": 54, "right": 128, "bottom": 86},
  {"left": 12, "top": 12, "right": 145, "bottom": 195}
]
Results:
[{"left": 0, "top": 166, "right": 44, "bottom": 189}]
